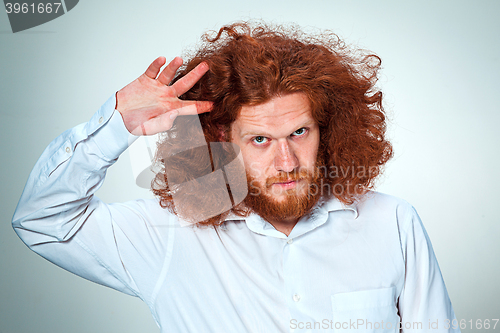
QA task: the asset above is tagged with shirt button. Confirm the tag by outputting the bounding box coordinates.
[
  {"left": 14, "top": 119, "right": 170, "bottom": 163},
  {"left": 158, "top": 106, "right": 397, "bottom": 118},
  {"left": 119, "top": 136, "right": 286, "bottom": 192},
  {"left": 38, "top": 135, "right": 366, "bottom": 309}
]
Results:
[
  {"left": 98, "top": 117, "right": 104, "bottom": 124},
  {"left": 287, "top": 239, "right": 293, "bottom": 244},
  {"left": 293, "top": 294, "right": 301, "bottom": 302},
  {"left": 65, "top": 147, "right": 71, "bottom": 153}
]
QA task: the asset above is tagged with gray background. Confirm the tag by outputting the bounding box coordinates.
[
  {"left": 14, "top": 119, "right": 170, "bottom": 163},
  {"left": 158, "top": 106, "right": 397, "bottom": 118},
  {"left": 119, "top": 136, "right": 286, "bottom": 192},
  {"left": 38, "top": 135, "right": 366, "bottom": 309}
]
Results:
[{"left": 1, "top": 0, "right": 499, "bottom": 332}]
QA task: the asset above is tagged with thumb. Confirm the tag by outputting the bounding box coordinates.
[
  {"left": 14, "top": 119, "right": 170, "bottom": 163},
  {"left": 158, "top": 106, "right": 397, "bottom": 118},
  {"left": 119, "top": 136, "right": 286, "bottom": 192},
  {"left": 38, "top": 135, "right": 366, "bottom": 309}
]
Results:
[
  {"left": 141, "top": 110, "right": 180, "bottom": 135},
  {"left": 169, "top": 110, "right": 179, "bottom": 120}
]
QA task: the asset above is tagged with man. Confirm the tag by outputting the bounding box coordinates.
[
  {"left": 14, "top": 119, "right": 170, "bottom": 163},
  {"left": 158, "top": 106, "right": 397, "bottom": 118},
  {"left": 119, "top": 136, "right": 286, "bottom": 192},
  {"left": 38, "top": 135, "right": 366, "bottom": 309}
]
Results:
[{"left": 12, "top": 22, "right": 459, "bottom": 332}]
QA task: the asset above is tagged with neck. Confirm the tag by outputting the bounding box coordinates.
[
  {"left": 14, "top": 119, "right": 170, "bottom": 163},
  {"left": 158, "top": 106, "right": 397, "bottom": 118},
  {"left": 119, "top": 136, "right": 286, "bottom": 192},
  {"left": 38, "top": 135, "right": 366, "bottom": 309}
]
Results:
[{"left": 267, "top": 217, "right": 299, "bottom": 236}]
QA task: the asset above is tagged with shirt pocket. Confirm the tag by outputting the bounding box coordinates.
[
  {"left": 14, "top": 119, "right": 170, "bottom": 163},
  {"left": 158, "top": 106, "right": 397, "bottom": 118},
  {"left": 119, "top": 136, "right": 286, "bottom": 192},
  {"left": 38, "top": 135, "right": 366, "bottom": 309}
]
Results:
[{"left": 331, "top": 287, "right": 400, "bottom": 333}]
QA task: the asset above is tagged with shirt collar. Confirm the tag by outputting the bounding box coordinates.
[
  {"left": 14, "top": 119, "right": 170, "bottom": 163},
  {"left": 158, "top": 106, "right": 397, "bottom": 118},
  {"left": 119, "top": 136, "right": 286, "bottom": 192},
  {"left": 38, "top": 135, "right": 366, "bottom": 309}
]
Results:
[
  {"left": 319, "top": 196, "right": 359, "bottom": 219},
  {"left": 221, "top": 196, "right": 358, "bottom": 237}
]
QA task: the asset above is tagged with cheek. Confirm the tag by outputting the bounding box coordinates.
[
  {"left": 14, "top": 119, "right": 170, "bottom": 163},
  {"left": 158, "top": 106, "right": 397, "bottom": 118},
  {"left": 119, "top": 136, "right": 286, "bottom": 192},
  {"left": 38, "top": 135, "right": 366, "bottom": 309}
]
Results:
[
  {"left": 240, "top": 150, "right": 272, "bottom": 180},
  {"left": 244, "top": 157, "right": 265, "bottom": 180},
  {"left": 298, "top": 137, "right": 320, "bottom": 167},
  {"left": 310, "top": 131, "right": 321, "bottom": 161}
]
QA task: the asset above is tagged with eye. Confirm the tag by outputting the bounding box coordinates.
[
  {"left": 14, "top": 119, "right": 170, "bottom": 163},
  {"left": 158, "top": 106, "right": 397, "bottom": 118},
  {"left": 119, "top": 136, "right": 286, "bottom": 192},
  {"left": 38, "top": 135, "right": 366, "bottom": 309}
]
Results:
[
  {"left": 252, "top": 136, "right": 269, "bottom": 145},
  {"left": 292, "top": 127, "right": 307, "bottom": 137}
]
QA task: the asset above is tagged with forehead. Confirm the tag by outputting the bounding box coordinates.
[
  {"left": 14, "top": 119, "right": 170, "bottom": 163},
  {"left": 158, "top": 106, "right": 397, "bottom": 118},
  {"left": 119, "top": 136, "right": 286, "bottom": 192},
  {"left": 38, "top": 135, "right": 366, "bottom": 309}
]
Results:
[{"left": 232, "top": 93, "right": 314, "bottom": 136}]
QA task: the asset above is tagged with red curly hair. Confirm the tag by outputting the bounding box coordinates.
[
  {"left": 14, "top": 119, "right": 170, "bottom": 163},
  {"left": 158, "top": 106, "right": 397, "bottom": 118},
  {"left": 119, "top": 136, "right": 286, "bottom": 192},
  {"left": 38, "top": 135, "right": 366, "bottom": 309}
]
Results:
[{"left": 152, "top": 21, "right": 393, "bottom": 227}]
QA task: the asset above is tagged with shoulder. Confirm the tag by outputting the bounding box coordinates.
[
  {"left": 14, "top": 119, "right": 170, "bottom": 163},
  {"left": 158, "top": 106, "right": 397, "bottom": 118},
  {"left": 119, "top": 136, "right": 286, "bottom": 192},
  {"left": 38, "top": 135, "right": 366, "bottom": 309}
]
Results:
[
  {"left": 355, "top": 191, "right": 417, "bottom": 231},
  {"left": 356, "top": 190, "right": 414, "bottom": 213}
]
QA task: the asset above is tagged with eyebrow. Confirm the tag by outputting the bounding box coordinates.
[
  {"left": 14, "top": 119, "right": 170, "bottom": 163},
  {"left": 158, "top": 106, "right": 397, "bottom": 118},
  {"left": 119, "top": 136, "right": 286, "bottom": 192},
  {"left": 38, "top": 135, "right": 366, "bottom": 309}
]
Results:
[{"left": 240, "top": 119, "right": 316, "bottom": 138}]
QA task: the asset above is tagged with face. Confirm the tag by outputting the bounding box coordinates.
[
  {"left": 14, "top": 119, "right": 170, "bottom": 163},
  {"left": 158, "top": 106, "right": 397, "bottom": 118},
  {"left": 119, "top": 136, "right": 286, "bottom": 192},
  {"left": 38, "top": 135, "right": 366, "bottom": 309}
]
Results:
[{"left": 230, "top": 93, "right": 321, "bottom": 222}]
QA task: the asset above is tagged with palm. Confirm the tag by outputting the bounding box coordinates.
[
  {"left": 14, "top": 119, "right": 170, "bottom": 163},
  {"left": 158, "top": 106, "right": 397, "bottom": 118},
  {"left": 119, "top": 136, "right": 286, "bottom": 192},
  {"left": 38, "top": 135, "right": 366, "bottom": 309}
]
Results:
[{"left": 116, "top": 56, "right": 212, "bottom": 136}]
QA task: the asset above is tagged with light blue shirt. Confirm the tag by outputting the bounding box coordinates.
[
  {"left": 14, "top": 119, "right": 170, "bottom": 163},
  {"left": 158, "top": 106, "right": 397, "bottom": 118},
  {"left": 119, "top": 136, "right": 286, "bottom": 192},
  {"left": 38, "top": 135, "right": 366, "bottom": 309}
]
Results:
[{"left": 12, "top": 95, "right": 460, "bottom": 333}]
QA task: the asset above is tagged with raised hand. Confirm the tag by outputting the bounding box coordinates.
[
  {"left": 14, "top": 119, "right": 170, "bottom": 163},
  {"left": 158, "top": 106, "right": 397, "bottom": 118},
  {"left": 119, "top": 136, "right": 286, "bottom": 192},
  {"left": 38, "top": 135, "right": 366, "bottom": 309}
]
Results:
[{"left": 116, "top": 56, "right": 212, "bottom": 136}]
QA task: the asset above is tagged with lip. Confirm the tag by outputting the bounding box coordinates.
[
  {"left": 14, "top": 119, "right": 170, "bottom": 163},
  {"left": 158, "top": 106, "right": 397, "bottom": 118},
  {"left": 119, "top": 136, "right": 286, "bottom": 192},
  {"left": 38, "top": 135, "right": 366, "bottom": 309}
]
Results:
[{"left": 272, "top": 180, "right": 298, "bottom": 189}]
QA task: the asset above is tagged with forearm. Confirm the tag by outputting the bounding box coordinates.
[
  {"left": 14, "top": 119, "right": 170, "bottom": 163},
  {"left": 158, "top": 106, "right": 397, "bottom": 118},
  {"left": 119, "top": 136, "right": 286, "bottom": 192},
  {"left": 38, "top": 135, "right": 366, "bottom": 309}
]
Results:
[{"left": 12, "top": 94, "right": 137, "bottom": 246}]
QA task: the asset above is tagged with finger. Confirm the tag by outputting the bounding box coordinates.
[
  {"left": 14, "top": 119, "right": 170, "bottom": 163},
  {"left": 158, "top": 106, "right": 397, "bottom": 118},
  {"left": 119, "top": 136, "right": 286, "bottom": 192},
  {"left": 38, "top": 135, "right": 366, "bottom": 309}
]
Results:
[
  {"left": 142, "top": 110, "right": 180, "bottom": 134},
  {"left": 171, "top": 62, "right": 209, "bottom": 97},
  {"left": 170, "top": 100, "right": 213, "bottom": 116},
  {"left": 140, "top": 101, "right": 212, "bottom": 135},
  {"left": 157, "top": 57, "right": 183, "bottom": 85},
  {"left": 144, "top": 56, "right": 167, "bottom": 79}
]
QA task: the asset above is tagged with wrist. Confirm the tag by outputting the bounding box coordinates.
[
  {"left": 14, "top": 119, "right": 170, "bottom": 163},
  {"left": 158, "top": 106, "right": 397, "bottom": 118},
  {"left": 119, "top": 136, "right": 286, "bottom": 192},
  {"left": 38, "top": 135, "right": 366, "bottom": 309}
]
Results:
[
  {"left": 115, "top": 91, "right": 119, "bottom": 111},
  {"left": 115, "top": 89, "right": 127, "bottom": 115}
]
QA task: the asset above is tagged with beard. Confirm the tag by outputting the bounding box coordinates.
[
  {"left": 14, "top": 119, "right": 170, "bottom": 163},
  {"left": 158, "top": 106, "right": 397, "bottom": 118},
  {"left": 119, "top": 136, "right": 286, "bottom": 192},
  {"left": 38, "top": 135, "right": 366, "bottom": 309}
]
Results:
[
  {"left": 169, "top": 150, "right": 328, "bottom": 227},
  {"left": 242, "top": 157, "right": 325, "bottom": 224}
]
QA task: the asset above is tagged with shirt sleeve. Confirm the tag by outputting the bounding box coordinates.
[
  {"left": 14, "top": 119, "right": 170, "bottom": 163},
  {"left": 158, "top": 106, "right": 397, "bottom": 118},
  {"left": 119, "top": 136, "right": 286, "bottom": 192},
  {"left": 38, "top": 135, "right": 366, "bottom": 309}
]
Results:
[
  {"left": 397, "top": 205, "right": 460, "bottom": 332},
  {"left": 11, "top": 94, "right": 173, "bottom": 308}
]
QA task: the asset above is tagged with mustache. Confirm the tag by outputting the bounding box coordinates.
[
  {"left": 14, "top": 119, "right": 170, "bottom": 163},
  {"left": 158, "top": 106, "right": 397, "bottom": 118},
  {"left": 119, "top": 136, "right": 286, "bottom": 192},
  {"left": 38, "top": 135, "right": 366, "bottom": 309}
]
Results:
[{"left": 265, "top": 169, "right": 313, "bottom": 188}]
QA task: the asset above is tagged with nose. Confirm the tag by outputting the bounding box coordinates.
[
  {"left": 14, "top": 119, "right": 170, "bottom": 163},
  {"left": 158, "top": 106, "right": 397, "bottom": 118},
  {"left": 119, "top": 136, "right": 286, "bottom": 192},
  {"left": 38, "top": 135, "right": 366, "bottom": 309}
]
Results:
[{"left": 274, "top": 140, "right": 299, "bottom": 173}]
